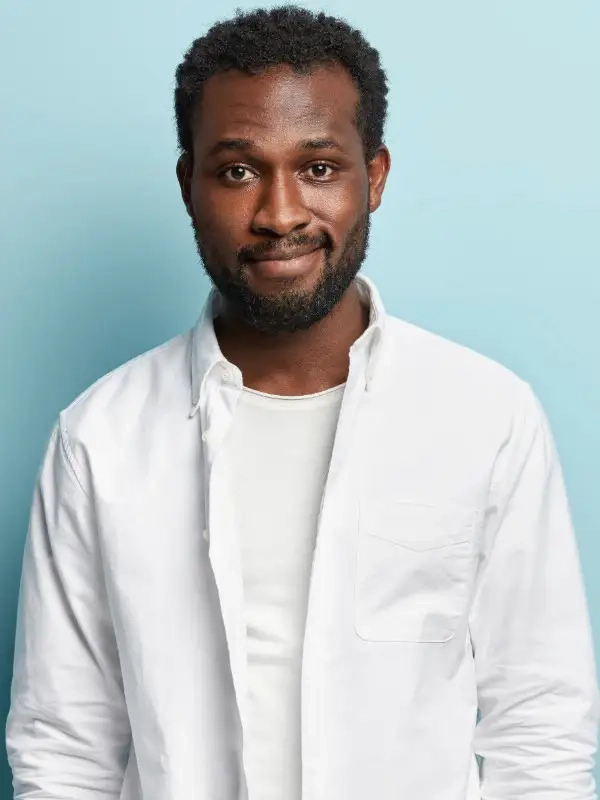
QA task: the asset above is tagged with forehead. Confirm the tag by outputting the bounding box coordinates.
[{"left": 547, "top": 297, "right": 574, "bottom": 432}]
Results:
[{"left": 193, "top": 63, "right": 361, "bottom": 153}]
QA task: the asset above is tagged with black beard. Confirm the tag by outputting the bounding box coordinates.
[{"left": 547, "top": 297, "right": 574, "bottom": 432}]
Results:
[{"left": 192, "top": 211, "right": 371, "bottom": 334}]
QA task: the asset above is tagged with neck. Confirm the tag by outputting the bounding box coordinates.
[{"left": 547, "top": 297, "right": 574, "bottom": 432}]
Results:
[{"left": 213, "top": 282, "right": 369, "bottom": 396}]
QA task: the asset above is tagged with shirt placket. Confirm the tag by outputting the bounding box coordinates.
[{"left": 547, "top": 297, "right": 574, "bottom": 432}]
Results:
[
  {"left": 200, "top": 373, "right": 251, "bottom": 795},
  {"left": 300, "top": 343, "right": 371, "bottom": 800}
]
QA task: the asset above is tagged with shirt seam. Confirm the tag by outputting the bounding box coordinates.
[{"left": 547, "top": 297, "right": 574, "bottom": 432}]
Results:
[
  {"left": 486, "top": 377, "right": 533, "bottom": 508},
  {"left": 58, "top": 413, "right": 89, "bottom": 498}
]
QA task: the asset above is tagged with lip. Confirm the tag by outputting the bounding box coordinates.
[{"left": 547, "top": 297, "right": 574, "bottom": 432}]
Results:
[
  {"left": 246, "top": 247, "right": 323, "bottom": 279},
  {"left": 249, "top": 244, "right": 321, "bottom": 262}
]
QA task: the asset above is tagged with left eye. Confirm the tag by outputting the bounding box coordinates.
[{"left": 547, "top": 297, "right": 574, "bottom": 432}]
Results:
[
  {"left": 224, "top": 166, "right": 253, "bottom": 182},
  {"left": 307, "top": 164, "right": 334, "bottom": 179}
]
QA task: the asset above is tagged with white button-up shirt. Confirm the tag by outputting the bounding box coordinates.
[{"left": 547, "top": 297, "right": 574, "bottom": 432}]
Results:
[{"left": 6, "top": 276, "right": 599, "bottom": 799}]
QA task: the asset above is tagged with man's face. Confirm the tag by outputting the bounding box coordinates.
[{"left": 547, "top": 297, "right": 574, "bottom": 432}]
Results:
[{"left": 177, "top": 63, "right": 390, "bottom": 333}]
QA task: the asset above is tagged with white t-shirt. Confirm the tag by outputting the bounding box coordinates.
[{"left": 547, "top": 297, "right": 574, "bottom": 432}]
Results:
[{"left": 222, "top": 382, "right": 346, "bottom": 800}]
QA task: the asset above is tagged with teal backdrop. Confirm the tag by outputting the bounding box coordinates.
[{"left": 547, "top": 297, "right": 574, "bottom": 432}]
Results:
[{"left": 1, "top": 1, "right": 598, "bottom": 794}]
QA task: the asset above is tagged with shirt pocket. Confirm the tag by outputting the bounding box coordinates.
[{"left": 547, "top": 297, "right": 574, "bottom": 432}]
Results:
[{"left": 354, "top": 500, "right": 480, "bottom": 643}]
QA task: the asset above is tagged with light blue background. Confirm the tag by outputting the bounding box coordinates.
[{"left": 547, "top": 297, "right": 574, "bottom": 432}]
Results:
[{"left": 1, "top": 1, "right": 598, "bottom": 794}]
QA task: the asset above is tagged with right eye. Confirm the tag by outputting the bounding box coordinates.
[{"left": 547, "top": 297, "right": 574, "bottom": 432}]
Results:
[{"left": 220, "top": 165, "right": 255, "bottom": 183}]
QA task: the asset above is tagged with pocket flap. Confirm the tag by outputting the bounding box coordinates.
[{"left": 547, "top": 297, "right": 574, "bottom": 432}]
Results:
[{"left": 360, "top": 499, "right": 480, "bottom": 551}]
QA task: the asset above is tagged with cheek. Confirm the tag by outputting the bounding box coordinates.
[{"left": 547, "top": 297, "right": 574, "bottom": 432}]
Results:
[
  {"left": 314, "top": 193, "right": 367, "bottom": 250},
  {"left": 191, "top": 182, "right": 220, "bottom": 223},
  {"left": 192, "top": 185, "right": 247, "bottom": 244},
  {"left": 306, "top": 174, "right": 368, "bottom": 230}
]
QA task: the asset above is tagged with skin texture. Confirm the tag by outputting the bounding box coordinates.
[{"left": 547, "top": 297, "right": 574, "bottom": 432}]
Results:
[{"left": 176, "top": 62, "right": 391, "bottom": 395}]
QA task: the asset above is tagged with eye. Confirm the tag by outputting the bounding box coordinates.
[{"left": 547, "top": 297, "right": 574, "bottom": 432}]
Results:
[
  {"left": 306, "top": 163, "right": 336, "bottom": 180},
  {"left": 221, "top": 165, "right": 254, "bottom": 183}
]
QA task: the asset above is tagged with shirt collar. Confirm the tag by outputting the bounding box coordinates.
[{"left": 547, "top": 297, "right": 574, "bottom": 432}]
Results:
[{"left": 189, "top": 274, "right": 389, "bottom": 417}]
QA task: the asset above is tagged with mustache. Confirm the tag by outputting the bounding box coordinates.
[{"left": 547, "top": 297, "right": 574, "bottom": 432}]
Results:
[{"left": 237, "top": 232, "right": 331, "bottom": 263}]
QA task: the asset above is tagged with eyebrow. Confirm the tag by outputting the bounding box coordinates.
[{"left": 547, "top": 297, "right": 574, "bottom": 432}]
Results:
[
  {"left": 299, "top": 138, "right": 343, "bottom": 152},
  {"left": 207, "top": 137, "right": 345, "bottom": 157}
]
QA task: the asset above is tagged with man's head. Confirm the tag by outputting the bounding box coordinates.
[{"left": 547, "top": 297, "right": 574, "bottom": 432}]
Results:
[{"left": 175, "top": 6, "right": 391, "bottom": 334}]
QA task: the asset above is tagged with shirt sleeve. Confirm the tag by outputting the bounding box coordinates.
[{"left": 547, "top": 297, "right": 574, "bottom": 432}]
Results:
[
  {"left": 470, "top": 382, "right": 599, "bottom": 799},
  {"left": 5, "top": 418, "right": 131, "bottom": 799}
]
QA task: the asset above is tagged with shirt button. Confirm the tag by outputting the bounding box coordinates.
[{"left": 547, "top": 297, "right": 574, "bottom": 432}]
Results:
[
  {"left": 201, "top": 431, "right": 210, "bottom": 442},
  {"left": 203, "top": 528, "right": 210, "bottom": 543},
  {"left": 222, "top": 370, "right": 232, "bottom": 383}
]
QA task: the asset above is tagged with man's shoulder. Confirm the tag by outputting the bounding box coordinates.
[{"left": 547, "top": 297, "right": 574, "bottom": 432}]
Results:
[
  {"left": 59, "top": 328, "right": 193, "bottom": 447},
  {"left": 384, "top": 314, "right": 530, "bottom": 411}
]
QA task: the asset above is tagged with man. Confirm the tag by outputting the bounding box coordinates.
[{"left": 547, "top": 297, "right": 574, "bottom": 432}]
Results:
[{"left": 6, "top": 6, "right": 598, "bottom": 799}]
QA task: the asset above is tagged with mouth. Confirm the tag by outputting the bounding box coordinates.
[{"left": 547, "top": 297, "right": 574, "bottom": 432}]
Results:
[
  {"left": 246, "top": 246, "right": 324, "bottom": 280},
  {"left": 249, "top": 243, "right": 321, "bottom": 262}
]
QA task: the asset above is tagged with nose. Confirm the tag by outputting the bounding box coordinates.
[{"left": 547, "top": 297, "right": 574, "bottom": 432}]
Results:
[{"left": 251, "top": 172, "right": 311, "bottom": 237}]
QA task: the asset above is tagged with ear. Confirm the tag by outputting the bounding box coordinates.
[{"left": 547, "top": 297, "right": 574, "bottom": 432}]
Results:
[
  {"left": 367, "top": 145, "right": 391, "bottom": 213},
  {"left": 176, "top": 153, "right": 194, "bottom": 218}
]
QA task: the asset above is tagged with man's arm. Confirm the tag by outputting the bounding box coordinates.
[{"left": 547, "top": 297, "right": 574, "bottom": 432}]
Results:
[
  {"left": 470, "top": 382, "right": 599, "bottom": 799},
  {"left": 6, "top": 419, "right": 131, "bottom": 799}
]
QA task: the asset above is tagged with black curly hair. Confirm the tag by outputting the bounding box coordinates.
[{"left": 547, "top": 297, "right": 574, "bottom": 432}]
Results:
[{"left": 174, "top": 6, "right": 389, "bottom": 163}]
